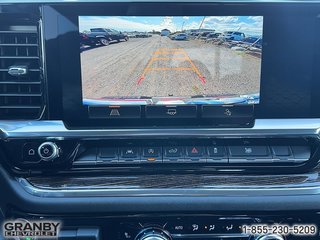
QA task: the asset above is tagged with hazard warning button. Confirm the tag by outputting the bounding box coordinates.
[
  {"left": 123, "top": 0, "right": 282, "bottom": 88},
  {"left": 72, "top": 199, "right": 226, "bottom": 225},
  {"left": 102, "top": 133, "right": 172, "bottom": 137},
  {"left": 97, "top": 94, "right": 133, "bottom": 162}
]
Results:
[
  {"left": 88, "top": 106, "right": 141, "bottom": 119},
  {"left": 186, "top": 146, "right": 205, "bottom": 157}
]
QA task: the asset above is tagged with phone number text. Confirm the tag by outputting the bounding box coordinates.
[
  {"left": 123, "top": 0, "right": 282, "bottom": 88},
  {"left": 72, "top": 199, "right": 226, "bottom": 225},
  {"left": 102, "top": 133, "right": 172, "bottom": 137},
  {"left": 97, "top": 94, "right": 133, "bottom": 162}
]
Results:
[{"left": 242, "top": 224, "right": 317, "bottom": 236}]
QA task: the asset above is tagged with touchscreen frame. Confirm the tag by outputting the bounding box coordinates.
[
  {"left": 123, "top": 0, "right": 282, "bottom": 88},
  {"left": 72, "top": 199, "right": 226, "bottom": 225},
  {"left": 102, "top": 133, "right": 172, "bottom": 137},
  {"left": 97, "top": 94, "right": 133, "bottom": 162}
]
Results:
[{"left": 42, "top": 2, "right": 318, "bottom": 127}]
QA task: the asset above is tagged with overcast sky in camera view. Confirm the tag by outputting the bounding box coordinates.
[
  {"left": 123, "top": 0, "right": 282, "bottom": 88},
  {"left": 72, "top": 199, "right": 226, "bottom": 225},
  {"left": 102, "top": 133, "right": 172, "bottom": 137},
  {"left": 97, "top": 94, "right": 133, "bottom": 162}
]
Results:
[{"left": 79, "top": 16, "right": 263, "bottom": 36}]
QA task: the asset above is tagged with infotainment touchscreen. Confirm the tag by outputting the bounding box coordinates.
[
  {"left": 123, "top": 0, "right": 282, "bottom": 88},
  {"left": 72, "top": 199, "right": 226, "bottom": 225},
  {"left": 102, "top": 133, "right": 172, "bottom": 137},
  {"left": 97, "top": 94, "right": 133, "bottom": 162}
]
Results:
[{"left": 79, "top": 16, "right": 263, "bottom": 106}]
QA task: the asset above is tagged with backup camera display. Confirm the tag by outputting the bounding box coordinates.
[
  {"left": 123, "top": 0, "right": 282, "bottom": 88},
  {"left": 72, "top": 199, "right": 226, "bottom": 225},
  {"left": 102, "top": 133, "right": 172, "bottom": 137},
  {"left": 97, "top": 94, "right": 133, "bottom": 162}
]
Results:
[{"left": 79, "top": 16, "right": 263, "bottom": 105}]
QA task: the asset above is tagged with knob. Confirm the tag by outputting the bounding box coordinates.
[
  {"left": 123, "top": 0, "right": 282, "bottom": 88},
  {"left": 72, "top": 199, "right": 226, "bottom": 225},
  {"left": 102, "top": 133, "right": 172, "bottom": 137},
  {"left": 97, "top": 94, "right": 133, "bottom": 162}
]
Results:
[
  {"left": 38, "top": 142, "right": 60, "bottom": 161},
  {"left": 135, "top": 227, "right": 171, "bottom": 240},
  {"left": 255, "top": 234, "right": 285, "bottom": 240}
]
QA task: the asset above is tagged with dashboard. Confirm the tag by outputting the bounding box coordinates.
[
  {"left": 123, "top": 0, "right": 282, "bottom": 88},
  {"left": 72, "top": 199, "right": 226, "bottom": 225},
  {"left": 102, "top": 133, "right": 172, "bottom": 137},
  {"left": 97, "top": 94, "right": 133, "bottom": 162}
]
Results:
[{"left": 0, "top": 1, "right": 320, "bottom": 240}]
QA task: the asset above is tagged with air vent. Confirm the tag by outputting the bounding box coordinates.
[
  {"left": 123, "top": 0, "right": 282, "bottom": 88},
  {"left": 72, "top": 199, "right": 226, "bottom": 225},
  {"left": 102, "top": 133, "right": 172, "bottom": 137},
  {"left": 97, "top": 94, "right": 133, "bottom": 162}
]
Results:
[{"left": 0, "top": 21, "right": 44, "bottom": 119}]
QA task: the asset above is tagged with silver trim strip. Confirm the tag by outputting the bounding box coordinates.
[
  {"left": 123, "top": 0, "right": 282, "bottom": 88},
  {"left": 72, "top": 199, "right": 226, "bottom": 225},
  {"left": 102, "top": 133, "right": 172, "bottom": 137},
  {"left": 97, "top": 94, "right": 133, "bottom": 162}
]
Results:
[
  {"left": 18, "top": 176, "right": 320, "bottom": 198},
  {"left": 0, "top": 119, "right": 320, "bottom": 140},
  {"left": 38, "top": 16, "right": 48, "bottom": 121}
]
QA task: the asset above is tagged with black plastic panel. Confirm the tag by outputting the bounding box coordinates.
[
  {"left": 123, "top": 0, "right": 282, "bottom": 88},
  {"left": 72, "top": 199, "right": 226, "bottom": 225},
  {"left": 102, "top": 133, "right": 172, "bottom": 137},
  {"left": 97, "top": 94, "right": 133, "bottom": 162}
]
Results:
[{"left": 38, "top": 2, "right": 320, "bottom": 127}]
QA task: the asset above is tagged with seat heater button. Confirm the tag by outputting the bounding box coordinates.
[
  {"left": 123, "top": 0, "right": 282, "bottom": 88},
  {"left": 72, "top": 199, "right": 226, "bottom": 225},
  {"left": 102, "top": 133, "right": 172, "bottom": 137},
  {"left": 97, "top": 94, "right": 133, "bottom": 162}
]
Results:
[
  {"left": 142, "top": 147, "right": 161, "bottom": 158},
  {"left": 141, "top": 147, "right": 162, "bottom": 163},
  {"left": 229, "top": 146, "right": 272, "bottom": 164}
]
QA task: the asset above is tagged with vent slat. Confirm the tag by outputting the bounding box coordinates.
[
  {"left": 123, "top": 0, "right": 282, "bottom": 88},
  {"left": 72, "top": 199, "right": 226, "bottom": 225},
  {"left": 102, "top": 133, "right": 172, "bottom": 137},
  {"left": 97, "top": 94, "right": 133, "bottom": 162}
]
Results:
[
  {"left": 0, "top": 69, "right": 40, "bottom": 72},
  {"left": 0, "top": 56, "right": 39, "bottom": 59},
  {"left": 0, "top": 31, "right": 37, "bottom": 34},
  {"left": 0, "top": 93, "right": 41, "bottom": 97},
  {"left": 0, "top": 44, "right": 38, "bottom": 47},
  {"left": 0, "top": 105, "right": 40, "bottom": 109},
  {"left": 0, "top": 22, "right": 43, "bottom": 120},
  {"left": 0, "top": 81, "right": 41, "bottom": 84}
]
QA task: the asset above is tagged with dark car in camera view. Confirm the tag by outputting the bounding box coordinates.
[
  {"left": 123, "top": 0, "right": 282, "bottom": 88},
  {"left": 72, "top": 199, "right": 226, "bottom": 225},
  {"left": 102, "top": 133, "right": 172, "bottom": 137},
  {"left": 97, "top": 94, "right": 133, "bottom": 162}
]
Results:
[{"left": 80, "top": 28, "right": 129, "bottom": 47}]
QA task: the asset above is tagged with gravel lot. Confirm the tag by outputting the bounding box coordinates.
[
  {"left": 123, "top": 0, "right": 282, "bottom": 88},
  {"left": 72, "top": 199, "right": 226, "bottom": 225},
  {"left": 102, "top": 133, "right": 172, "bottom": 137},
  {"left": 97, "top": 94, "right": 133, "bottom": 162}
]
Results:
[{"left": 81, "top": 35, "right": 261, "bottom": 99}]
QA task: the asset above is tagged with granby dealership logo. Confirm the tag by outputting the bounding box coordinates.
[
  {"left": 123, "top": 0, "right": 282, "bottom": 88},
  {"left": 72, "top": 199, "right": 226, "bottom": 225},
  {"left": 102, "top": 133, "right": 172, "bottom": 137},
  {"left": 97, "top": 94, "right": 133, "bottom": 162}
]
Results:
[{"left": 2, "top": 219, "right": 61, "bottom": 238}]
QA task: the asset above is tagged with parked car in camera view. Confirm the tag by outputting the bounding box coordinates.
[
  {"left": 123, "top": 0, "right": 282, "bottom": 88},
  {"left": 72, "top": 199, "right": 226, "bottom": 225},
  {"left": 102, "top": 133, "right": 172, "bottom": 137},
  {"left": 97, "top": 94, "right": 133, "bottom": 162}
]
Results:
[
  {"left": 79, "top": 33, "right": 100, "bottom": 47},
  {"left": 199, "top": 31, "right": 214, "bottom": 40},
  {"left": 240, "top": 36, "right": 263, "bottom": 48},
  {"left": 220, "top": 31, "right": 246, "bottom": 41},
  {"left": 81, "top": 28, "right": 128, "bottom": 46},
  {"left": 203, "top": 33, "right": 222, "bottom": 43},
  {"left": 170, "top": 33, "right": 188, "bottom": 40},
  {"left": 135, "top": 32, "right": 152, "bottom": 38},
  {"left": 205, "top": 32, "right": 221, "bottom": 40}
]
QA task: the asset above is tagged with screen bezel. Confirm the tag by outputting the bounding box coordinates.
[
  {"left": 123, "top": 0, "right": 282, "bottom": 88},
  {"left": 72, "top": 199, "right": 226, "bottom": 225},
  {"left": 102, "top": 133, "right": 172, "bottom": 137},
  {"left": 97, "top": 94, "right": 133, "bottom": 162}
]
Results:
[{"left": 42, "top": 2, "right": 319, "bottom": 128}]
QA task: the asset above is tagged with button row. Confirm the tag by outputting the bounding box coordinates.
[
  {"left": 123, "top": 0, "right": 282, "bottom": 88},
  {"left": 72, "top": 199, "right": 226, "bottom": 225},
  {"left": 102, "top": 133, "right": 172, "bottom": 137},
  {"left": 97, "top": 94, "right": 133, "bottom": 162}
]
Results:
[
  {"left": 167, "top": 220, "right": 250, "bottom": 235},
  {"left": 88, "top": 105, "right": 253, "bottom": 119},
  {"left": 120, "top": 218, "right": 253, "bottom": 240},
  {"left": 73, "top": 145, "right": 310, "bottom": 165}
]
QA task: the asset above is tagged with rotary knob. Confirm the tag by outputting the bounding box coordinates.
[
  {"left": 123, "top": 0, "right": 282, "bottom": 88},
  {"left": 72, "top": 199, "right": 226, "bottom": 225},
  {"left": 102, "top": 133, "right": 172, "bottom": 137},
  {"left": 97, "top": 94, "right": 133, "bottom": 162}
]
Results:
[
  {"left": 135, "top": 227, "right": 171, "bottom": 240},
  {"left": 254, "top": 234, "right": 285, "bottom": 240},
  {"left": 38, "top": 142, "right": 60, "bottom": 161}
]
